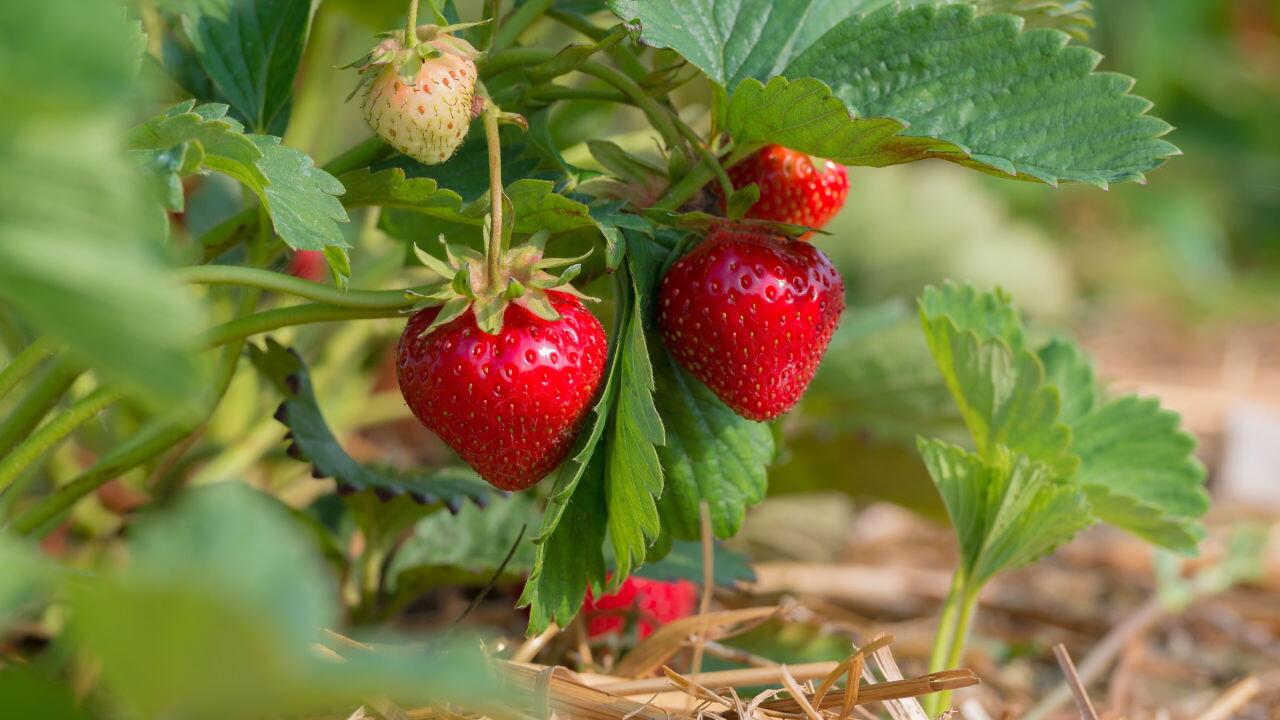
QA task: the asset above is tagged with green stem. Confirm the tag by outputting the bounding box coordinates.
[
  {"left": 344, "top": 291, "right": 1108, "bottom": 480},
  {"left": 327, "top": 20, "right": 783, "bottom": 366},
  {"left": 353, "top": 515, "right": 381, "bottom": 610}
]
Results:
[
  {"left": 405, "top": 0, "right": 421, "bottom": 49},
  {"left": 653, "top": 144, "right": 755, "bottom": 211},
  {"left": 0, "top": 339, "right": 55, "bottom": 402},
  {"left": 527, "top": 85, "right": 630, "bottom": 104},
  {"left": 670, "top": 113, "right": 734, "bottom": 198},
  {"left": 0, "top": 387, "right": 122, "bottom": 495},
  {"left": 480, "top": 92, "right": 505, "bottom": 291},
  {"left": 481, "top": 47, "right": 552, "bottom": 78},
  {"left": 925, "top": 577, "right": 982, "bottom": 716},
  {"left": 547, "top": 10, "right": 648, "bottom": 81},
  {"left": 198, "top": 303, "right": 406, "bottom": 350},
  {"left": 927, "top": 572, "right": 965, "bottom": 674},
  {"left": 0, "top": 360, "right": 82, "bottom": 457},
  {"left": 491, "top": 0, "right": 552, "bottom": 51},
  {"left": 578, "top": 59, "right": 685, "bottom": 156},
  {"left": 177, "top": 265, "right": 414, "bottom": 309}
]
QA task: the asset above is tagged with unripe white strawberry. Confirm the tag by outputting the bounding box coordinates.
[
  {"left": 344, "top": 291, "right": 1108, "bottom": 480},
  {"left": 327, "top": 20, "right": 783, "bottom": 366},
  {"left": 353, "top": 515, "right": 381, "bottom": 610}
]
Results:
[{"left": 352, "top": 33, "right": 481, "bottom": 166}]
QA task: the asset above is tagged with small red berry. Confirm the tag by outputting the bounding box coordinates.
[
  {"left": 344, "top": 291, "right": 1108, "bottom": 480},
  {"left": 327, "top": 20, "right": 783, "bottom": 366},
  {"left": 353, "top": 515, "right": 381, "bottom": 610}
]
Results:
[
  {"left": 396, "top": 291, "right": 606, "bottom": 491},
  {"left": 726, "top": 145, "right": 849, "bottom": 233},
  {"left": 583, "top": 577, "right": 698, "bottom": 638},
  {"left": 287, "top": 250, "right": 327, "bottom": 282},
  {"left": 657, "top": 225, "right": 844, "bottom": 421}
]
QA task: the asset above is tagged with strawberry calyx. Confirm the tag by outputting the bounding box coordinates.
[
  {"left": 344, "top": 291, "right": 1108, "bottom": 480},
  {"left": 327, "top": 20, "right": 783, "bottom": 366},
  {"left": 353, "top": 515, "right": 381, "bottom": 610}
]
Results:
[
  {"left": 342, "top": 23, "right": 486, "bottom": 103},
  {"left": 406, "top": 229, "right": 595, "bottom": 337}
]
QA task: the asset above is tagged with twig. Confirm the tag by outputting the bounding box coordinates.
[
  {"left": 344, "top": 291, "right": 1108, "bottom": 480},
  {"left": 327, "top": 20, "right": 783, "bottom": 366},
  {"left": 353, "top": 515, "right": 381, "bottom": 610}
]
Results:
[
  {"left": 1051, "top": 644, "right": 1099, "bottom": 720},
  {"left": 595, "top": 661, "right": 839, "bottom": 696},
  {"left": 511, "top": 623, "right": 559, "bottom": 664},
  {"left": 689, "top": 501, "right": 714, "bottom": 678},
  {"left": 1197, "top": 674, "right": 1262, "bottom": 720},
  {"left": 780, "top": 666, "right": 824, "bottom": 720},
  {"left": 701, "top": 640, "right": 776, "bottom": 668},
  {"left": 1024, "top": 595, "right": 1165, "bottom": 720}
]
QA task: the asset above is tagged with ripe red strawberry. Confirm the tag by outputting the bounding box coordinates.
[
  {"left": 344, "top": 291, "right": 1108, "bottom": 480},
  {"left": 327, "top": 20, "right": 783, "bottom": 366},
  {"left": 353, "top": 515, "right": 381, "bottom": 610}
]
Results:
[
  {"left": 287, "top": 250, "right": 326, "bottom": 282},
  {"left": 582, "top": 577, "right": 698, "bottom": 638},
  {"left": 658, "top": 225, "right": 844, "bottom": 421},
  {"left": 397, "top": 290, "right": 606, "bottom": 491},
  {"left": 726, "top": 145, "right": 849, "bottom": 232}
]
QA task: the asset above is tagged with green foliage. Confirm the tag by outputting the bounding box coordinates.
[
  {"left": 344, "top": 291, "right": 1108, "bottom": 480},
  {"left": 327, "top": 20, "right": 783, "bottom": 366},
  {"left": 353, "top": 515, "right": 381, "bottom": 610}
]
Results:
[
  {"left": 130, "top": 102, "right": 350, "bottom": 276},
  {"left": 249, "top": 338, "right": 495, "bottom": 508},
  {"left": 163, "top": 0, "right": 312, "bottom": 134},
  {"left": 918, "top": 438, "right": 1091, "bottom": 584},
  {"left": 67, "top": 484, "right": 495, "bottom": 719},
  {"left": 605, "top": 247, "right": 666, "bottom": 580},
  {"left": 615, "top": 2, "right": 1175, "bottom": 187},
  {"left": 0, "top": 0, "right": 206, "bottom": 413},
  {"left": 917, "top": 282, "right": 1207, "bottom": 577}
]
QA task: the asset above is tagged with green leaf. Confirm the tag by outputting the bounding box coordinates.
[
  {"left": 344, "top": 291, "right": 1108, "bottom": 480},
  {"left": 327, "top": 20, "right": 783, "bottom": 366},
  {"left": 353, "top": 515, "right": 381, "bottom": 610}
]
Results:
[
  {"left": 248, "top": 339, "right": 495, "bottom": 509},
  {"left": 518, "top": 451, "right": 609, "bottom": 632},
  {"left": 588, "top": 201, "right": 650, "bottom": 271},
  {"left": 68, "top": 483, "right": 495, "bottom": 720},
  {"left": 0, "top": 1, "right": 206, "bottom": 413},
  {"left": 167, "top": 0, "right": 311, "bottom": 133},
  {"left": 918, "top": 284, "right": 1075, "bottom": 473},
  {"left": 345, "top": 169, "right": 597, "bottom": 237},
  {"left": 1037, "top": 336, "right": 1096, "bottom": 425},
  {"left": 918, "top": 438, "right": 1091, "bottom": 584},
  {"left": 1070, "top": 395, "right": 1209, "bottom": 553},
  {"left": 604, "top": 248, "right": 667, "bottom": 582},
  {"left": 653, "top": 350, "right": 775, "bottom": 540},
  {"left": 130, "top": 102, "right": 349, "bottom": 259},
  {"left": 620, "top": 1, "right": 1176, "bottom": 187},
  {"left": 250, "top": 135, "right": 350, "bottom": 251}
]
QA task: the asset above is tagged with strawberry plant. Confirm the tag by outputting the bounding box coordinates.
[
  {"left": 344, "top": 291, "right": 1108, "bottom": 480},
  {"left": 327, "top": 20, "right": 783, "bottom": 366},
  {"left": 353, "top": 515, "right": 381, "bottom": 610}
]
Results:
[{"left": 0, "top": 0, "right": 1210, "bottom": 717}]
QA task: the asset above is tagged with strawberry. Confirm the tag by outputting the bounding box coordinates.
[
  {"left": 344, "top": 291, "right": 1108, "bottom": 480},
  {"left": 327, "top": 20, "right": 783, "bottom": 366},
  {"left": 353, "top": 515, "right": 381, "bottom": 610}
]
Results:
[
  {"left": 582, "top": 577, "right": 698, "bottom": 638},
  {"left": 287, "top": 250, "right": 326, "bottom": 282},
  {"left": 726, "top": 145, "right": 849, "bottom": 233},
  {"left": 658, "top": 225, "right": 844, "bottom": 421},
  {"left": 397, "top": 290, "right": 606, "bottom": 491},
  {"left": 351, "top": 29, "right": 480, "bottom": 166}
]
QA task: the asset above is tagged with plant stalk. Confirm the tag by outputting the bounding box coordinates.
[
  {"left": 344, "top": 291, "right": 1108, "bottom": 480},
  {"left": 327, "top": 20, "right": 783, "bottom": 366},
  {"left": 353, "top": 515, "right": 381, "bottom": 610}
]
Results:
[
  {"left": 670, "top": 113, "right": 734, "bottom": 198},
  {"left": 0, "top": 387, "right": 122, "bottom": 495},
  {"left": 924, "top": 574, "right": 982, "bottom": 716},
  {"left": 0, "top": 360, "right": 82, "bottom": 457},
  {"left": 177, "top": 265, "right": 415, "bottom": 309},
  {"left": 481, "top": 92, "right": 505, "bottom": 292},
  {"left": 404, "top": 0, "right": 421, "bottom": 49},
  {"left": 491, "top": 0, "right": 553, "bottom": 51},
  {"left": 0, "top": 338, "right": 55, "bottom": 402}
]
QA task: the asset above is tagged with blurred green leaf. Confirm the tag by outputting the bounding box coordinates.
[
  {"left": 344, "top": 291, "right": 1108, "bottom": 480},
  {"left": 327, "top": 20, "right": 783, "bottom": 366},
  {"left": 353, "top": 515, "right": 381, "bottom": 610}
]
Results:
[
  {"left": 0, "top": 0, "right": 206, "bottom": 413},
  {"left": 0, "top": 667, "right": 90, "bottom": 720},
  {"left": 0, "top": 532, "right": 54, "bottom": 630},
  {"left": 68, "top": 483, "right": 495, "bottom": 719},
  {"left": 806, "top": 300, "right": 961, "bottom": 443},
  {"left": 165, "top": 0, "right": 311, "bottom": 134},
  {"left": 249, "top": 338, "right": 495, "bottom": 508},
  {"left": 389, "top": 492, "right": 540, "bottom": 591},
  {"left": 634, "top": 540, "right": 756, "bottom": 588}
]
